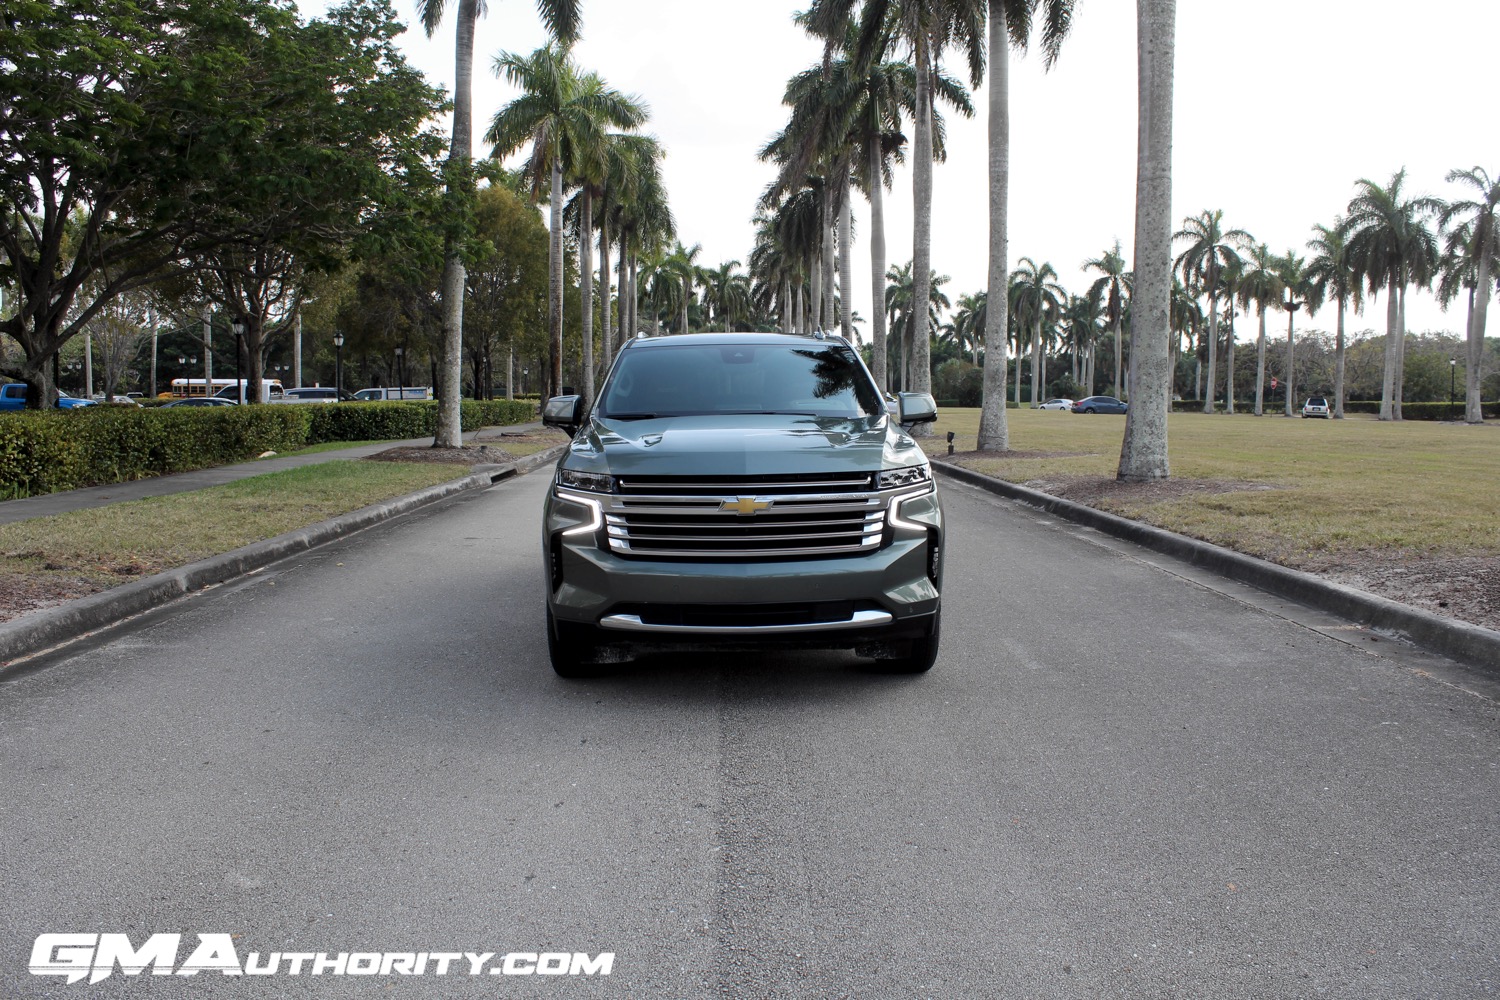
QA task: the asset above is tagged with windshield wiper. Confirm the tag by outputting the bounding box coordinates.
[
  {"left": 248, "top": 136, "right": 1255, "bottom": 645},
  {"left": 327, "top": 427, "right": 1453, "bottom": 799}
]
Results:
[{"left": 604, "top": 412, "right": 658, "bottom": 420}]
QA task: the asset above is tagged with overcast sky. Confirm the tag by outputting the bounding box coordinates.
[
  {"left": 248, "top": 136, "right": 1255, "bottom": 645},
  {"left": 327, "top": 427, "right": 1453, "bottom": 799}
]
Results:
[{"left": 300, "top": 0, "right": 1498, "bottom": 340}]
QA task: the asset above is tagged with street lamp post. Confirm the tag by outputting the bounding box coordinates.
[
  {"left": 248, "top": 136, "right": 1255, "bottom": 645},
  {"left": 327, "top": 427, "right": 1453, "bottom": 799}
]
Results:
[
  {"left": 333, "top": 331, "right": 345, "bottom": 400},
  {"left": 1450, "top": 357, "right": 1457, "bottom": 420},
  {"left": 231, "top": 317, "right": 246, "bottom": 403},
  {"left": 395, "top": 345, "right": 405, "bottom": 395}
]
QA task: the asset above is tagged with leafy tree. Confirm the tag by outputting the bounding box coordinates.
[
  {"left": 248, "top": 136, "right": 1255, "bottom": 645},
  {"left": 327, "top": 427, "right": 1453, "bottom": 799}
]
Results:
[{"left": 465, "top": 182, "right": 549, "bottom": 397}]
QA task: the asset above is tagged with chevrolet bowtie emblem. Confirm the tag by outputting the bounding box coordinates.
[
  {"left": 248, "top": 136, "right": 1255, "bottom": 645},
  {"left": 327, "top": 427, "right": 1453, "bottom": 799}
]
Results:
[{"left": 722, "top": 496, "right": 772, "bottom": 515}]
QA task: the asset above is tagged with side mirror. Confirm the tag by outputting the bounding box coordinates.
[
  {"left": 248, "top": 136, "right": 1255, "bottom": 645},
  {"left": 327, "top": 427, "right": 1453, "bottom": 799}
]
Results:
[
  {"left": 897, "top": 392, "right": 937, "bottom": 429},
  {"left": 542, "top": 394, "right": 586, "bottom": 436}
]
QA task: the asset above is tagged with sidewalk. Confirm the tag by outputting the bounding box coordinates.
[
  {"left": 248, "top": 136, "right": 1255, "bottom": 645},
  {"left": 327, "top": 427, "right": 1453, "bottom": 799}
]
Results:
[{"left": 0, "top": 422, "right": 547, "bottom": 526}]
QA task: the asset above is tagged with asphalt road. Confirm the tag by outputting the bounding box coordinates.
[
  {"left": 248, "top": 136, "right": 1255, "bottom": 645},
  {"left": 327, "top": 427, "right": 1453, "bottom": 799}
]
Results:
[{"left": 3, "top": 467, "right": 1497, "bottom": 998}]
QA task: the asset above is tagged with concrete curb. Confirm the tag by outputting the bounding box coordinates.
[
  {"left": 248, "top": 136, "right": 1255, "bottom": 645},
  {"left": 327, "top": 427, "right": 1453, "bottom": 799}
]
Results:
[
  {"left": 0, "top": 443, "right": 567, "bottom": 668},
  {"left": 934, "top": 460, "right": 1500, "bottom": 673}
]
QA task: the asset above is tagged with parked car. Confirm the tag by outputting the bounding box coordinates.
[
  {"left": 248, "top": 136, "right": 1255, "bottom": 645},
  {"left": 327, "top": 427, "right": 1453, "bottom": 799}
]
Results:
[
  {"left": 162, "top": 397, "right": 237, "bottom": 407},
  {"left": 1037, "top": 398, "right": 1074, "bottom": 410},
  {"left": 541, "top": 331, "right": 943, "bottom": 678},
  {"left": 1071, "top": 395, "right": 1128, "bottom": 414},
  {"left": 0, "top": 383, "right": 96, "bottom": 410},
  {"left": 1301, "top": 396, "right": 1330, "bottom": 418}
]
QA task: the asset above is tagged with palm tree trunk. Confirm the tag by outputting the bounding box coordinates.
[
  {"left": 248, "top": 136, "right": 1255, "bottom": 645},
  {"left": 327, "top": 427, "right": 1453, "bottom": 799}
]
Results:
[
  {"left": 680, "top": 276, "right": 689, "bottom": 334},
  {"left": 909, "top": 33, "right": 935, "bottom": 423},
  {"left": 822, "top": 186, "right": 835, "bottom": 331},
  {"left": 1202, "top": 291, "right": 1218, "bottom": 414},
  {"left": 977, "top": 5, "right": 1010, "bottom": 451},
  {"left": 435, "top": 0, "right": 478, "bottom": 445},
  {"left": 1254, "top": 306, "right": 1266, "bottom": 415},
  {"left": 1394, "top": 282, "right": 1407, "bottom": 420},
  {"left": 1379, "top": 276, "right": 1398, "bottom": 420},
  {"left": 549, "top": 155, "right": 564, "bottom": 397},
  {"left": 781, "top": 279, "right": 791, "bottom": 334},
  {"left": 1334, "top": 294, "right": 1346, "bottom": 418},
  {"left": 1117, "top": 0, "right": 1175, "bottom": 481},
  {"left": 579, "top": 187, "right": 595, "bottom": 405},
  {"left": 1468, "top": 240, "right": 1491, "bottom": 423},
  {"left": 1030, "top": 318, "right": 1042, "bottom": 407},
  {"left": 868, "top": 141, "right": 889, "bottom": 391},
  {"left": 839, "top": 173, "right": 854, "bottom": 344},
  {"left": 599, "top": 216, "right": 613, "bottom": 370},
  {"left": 1111, "top": 313, "right": 1123, "bottom": 398},
  {"left": 1223, "top": 310, "right": 1235, "bottom": 414}
]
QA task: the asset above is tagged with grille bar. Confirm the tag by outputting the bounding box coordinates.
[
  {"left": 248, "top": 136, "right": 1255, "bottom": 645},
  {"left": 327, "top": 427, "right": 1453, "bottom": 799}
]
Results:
[{"left": 596, "top": 476, "right": 895, "bottom": 559}]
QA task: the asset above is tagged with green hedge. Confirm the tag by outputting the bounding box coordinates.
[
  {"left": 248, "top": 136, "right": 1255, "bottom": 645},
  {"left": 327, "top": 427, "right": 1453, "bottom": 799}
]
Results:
[{"left": 0, "top": 398, "right": 538, "bottom": 499}]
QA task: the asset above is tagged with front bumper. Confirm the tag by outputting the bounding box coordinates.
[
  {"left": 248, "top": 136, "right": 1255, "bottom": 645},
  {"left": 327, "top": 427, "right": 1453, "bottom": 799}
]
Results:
[{"left": 543, "top": 487, "right": 942, "bottom": 647}]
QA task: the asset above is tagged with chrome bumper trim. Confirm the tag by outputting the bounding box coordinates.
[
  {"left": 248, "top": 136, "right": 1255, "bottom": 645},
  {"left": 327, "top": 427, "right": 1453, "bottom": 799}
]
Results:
[{"left": 598, "top": 609, "right": 894, "bottom": 635}]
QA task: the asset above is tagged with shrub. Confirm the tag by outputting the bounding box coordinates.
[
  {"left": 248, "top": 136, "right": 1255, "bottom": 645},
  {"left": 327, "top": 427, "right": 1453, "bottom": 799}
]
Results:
[{"left": 0, "top": 397, "right": 539, "bottom": 499}]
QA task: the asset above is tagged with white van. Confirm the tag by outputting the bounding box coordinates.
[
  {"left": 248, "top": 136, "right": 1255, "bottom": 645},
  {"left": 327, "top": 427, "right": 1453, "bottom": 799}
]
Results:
[{"left": 353, "top": 386, "right": 433, "bottom": 401}]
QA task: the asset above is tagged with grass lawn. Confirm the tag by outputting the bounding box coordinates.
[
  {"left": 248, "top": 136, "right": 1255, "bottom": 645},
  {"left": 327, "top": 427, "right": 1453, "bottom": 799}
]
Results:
[
  {"left": 0, "top": 460, "right": 469, "bottom": 616},
  {"left": 924, "top": 408, "right": 1500, "bottom": 566}
]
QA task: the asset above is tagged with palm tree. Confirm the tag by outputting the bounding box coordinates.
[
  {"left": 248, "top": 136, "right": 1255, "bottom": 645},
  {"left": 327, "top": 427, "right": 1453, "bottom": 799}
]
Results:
[
  {"left": 978, "top": 0, "right": 1075, "bottom": 450},
  {"left": 704, "top": 260, "right": 752, "bottom": 331},
  {"left": 1345, "top": 169, "right": 1443, "bottom": 420},
  {"left": 1168, "top": 275, "right": 1200, "bottom": 398},
  {"left": 1235, "top": 243, "right": 1283, "bottom": 416},
  {"left": 1274, "top": 250, "right": 1319, "bottom": 417},
  {"left": 1173, "top": 209, "right": 1250, "bottom": 414},
  {"left": 885, "top": 261, "right": 950, "bottom": 389},
  {"left": 662, "top": 242, "right": 703, "bottom": 334},
  {"left": 416, "top": 0, "right": 579, "bottom": 443},
  {"left": 807, "top": 0, "right": 985, "bottom": 429},
  {"left": 487, "top": 46, "right": 646, "bottom": 399},
  {"left": 1061, "top": 291, "right": 1102, "bottom": 390},
  {"left": 1010, "top": 257, "right": 1066, "bottom": 407},
  {"left": 1118, "top": 0, "right": 1175, "bottom": 482},
  {"left": 1305, "top": 222, "right": 1360, "bottom": 419},
  {"left": 1216, "top": 253, "right": 1244, "bottom": 413},
  {"left": 1084, "top": 240, "right": 1130, "bottom": 398},
  {"left": 951, "top": 291, "right": 987, "bottom": 364},
  {"left": 591, "top": 133, "right": 661, "bottom": 370},
  {"left": 1439, "top": 167, "right": 1500, "bottom": 424},
  {"left": 615, "top": 146, "right": 675, "bottom": 344}
]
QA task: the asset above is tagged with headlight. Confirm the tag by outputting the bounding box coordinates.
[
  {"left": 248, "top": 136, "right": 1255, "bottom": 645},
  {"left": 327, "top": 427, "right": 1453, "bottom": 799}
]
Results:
[
  {"left": 878, "top": 464, "right": 930, "bottom": 490},
  {"left": 556, "top": 469, "right": 616, "bottom": 493}
]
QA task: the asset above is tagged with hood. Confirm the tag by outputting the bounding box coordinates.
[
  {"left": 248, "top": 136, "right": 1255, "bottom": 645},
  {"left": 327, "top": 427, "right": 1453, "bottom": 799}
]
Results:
[{"left": 560, "top": 413, "right": 926, "bottom": 478}]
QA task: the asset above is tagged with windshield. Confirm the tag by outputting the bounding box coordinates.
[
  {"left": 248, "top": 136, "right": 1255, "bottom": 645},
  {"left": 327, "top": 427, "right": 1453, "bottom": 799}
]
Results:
[{"left": 597, "top": 342, "right": 883, "bottom": 419}]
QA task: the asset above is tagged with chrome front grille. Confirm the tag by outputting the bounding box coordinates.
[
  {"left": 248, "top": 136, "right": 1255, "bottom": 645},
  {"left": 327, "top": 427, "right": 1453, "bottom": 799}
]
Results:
[{"left": 601, "top": 473, "right": 888, "bottom": 559}]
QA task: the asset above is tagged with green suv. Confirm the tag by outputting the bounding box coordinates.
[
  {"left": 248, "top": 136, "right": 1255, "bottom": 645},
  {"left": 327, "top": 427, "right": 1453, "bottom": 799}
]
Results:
[{"left": 541, "top": 332, "right": 943, "bottom": 677}]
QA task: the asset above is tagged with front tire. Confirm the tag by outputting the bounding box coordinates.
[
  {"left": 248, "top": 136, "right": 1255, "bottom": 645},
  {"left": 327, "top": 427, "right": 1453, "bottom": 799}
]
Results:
[
  {"left": 868, "top": 609, "right": 940, "bottom": 674},
  {"left": 546, "top": 606, "right": 608, "bottom": 679}
]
